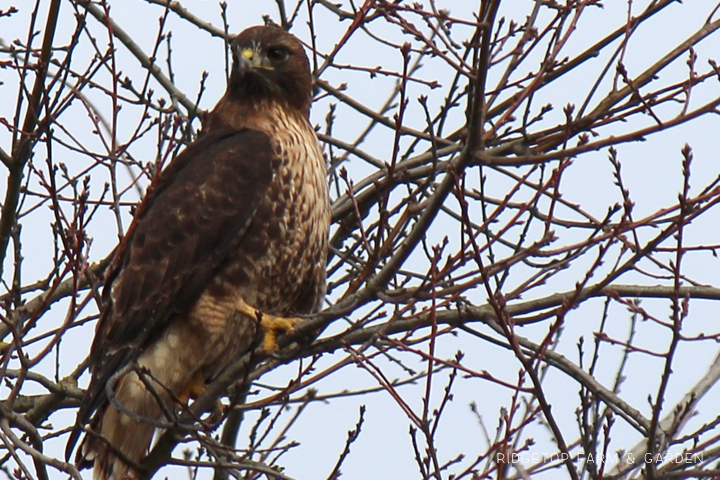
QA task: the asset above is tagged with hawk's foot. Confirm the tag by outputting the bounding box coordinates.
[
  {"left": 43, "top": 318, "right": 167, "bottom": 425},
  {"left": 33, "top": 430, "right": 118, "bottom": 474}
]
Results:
[
  {"left": 178, "top": 376, "right": 206, "bottom": 404},
  {"left": 259, "top": 313, "right": 301, "bottom": 354},
  {"left": 178, "top": 376, "right": 223, "bottom": 422},
  {"left": 235, "top": 300, "right": 301, "bottom": 354}
]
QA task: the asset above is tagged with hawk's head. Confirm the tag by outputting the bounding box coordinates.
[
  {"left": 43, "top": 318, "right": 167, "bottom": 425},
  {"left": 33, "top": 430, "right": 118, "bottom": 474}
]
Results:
[{"left": 229, "top": 26, "right": 313, "bottom": 115}]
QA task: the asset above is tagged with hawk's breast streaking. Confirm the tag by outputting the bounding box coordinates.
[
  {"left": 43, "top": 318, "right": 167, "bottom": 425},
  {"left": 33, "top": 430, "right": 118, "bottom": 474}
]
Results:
[{"left": 67, "top": 26, "right": 330, "bottom": 480}]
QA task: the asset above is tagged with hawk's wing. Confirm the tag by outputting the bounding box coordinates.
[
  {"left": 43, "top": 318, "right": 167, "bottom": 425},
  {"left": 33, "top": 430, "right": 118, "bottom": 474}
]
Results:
[{"left": 68, "top": 129, "right": 278, "bottom": 457}]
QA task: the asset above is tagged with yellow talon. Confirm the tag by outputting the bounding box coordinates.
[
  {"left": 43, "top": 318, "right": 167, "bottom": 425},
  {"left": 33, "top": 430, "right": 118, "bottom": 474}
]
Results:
[
  {"left": 178, "top": 375, "right": 206, "bottom": 404},
  {"left": 259, "top": 314, "right": 301, "bottom": 353},
  {"left": 177, "top": 376, "right": 223, "bottom": 423},
  {"left": 235, "top": 300, "right": 300, "bottom": 354}
]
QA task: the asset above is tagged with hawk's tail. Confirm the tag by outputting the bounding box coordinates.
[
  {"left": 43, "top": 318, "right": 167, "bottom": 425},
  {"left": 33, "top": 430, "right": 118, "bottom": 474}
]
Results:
[{"left": 90, "top": 369, "right": 169, "bottom": 480}]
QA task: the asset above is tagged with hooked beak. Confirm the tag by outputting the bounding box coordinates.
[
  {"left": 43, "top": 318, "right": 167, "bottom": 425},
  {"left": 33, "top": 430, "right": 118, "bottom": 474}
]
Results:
[{"left": 237, "top": 48, "right": 274, "bottom": 72}]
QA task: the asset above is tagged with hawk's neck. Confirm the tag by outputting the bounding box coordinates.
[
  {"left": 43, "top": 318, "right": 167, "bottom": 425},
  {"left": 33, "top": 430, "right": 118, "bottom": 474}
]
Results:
[{"left": 206, "top": 97, "right": 311, "bottom": 138}]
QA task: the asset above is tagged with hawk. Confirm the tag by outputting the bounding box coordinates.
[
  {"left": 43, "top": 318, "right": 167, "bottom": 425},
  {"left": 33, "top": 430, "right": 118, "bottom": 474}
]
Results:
[{"left": 67, "top": 26, "right": 330, "bottom": 480}]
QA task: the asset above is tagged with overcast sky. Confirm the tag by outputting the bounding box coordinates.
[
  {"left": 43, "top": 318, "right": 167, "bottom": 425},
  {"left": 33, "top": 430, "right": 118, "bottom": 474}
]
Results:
[{"left": 2, "top": 1, "right": 720, "bottom": 479}]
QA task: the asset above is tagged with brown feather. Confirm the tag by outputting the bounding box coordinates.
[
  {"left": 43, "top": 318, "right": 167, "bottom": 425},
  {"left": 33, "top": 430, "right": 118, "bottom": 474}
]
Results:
[{"left": 67, "top": 26, "right": 330, "bottom": 480}]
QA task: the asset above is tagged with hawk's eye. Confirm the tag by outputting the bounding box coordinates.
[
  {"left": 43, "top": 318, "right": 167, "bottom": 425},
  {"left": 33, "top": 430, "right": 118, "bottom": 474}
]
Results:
[{"left": 267, "top": 46, "right": 290, "bottom": 62}]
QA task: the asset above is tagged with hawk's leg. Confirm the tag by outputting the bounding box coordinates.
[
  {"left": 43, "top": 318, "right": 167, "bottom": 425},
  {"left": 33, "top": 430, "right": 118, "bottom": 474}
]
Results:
[{"left": 235, "top": 300, "right": 300, "bottom": 353}]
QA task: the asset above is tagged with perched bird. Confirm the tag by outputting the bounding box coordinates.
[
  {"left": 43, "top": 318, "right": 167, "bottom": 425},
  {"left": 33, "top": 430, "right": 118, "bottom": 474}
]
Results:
[{"left": 66, "top": 26, "right": 330, "bottom": 480}]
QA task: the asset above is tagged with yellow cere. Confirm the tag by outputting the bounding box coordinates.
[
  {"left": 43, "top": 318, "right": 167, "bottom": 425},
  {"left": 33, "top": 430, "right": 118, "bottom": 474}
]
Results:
[{"left": 241, "top": 49, "right": 254, "bottom": 60}]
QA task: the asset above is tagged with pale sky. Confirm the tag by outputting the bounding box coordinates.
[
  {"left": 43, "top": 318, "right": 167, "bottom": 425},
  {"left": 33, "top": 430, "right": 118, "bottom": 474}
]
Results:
[{"left": 2, "top": 1, "right": 720, "bottom": 479}]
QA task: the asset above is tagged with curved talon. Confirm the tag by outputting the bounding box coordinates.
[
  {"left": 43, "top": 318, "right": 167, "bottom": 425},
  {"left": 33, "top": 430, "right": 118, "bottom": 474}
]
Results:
[
  {"left": 259, "top": 314, "right": 301, "bottom": 353},
  {"left": 235, "top": 299, "right": 300, "bottom": 353},
  {"left": 178, "top": 377, "right": 223, "bottom": 421},
  {"left": 178, "top": 376, "right": 206, "bottom": 404}
]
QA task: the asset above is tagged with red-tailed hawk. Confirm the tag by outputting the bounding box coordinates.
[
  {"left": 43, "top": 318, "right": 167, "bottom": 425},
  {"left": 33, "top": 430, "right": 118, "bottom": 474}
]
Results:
[{"left": 66, "top": 26, "right": 330, "bottom": 480}]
